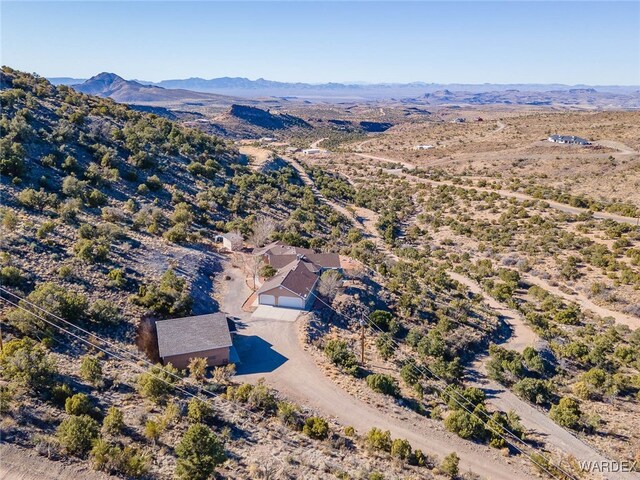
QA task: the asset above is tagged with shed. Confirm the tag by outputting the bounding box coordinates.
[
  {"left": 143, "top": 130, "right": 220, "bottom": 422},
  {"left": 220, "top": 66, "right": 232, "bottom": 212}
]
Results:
[{"left": 155, "top": 313, "right": 233, "bottom": 369}]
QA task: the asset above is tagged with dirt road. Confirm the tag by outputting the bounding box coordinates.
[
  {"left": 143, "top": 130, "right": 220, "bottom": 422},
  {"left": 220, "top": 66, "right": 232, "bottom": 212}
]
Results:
[
  {"left": 354, "top": 153, "right": 640, "bottom": 226},
  {"left": 222, "top": 264, "right": 539, "bottom": 480}
]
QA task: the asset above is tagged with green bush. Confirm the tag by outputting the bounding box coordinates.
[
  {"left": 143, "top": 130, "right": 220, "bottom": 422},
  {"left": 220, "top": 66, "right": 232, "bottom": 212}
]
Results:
[
  {"left": 366, "top": 373, "right": 399, "bottom": 397},
  {"left": 136, "top": 363, "right": 179, "bottom": 403},
  {"left": 89, "top": 300, "right": 122, "bottom": 325},
  {"left": 444, "top": 409, "right": 487, "bottom": 441},
  {"left": 302, "top": 416, "right": 329, "bottom": 440},
  {"left": 187, "top": 398, "right": 214, "bottom": 424},
  {"left": 132, "top": 269, "right": 192, "bottom": 317},
  {"left": 102, "top": 406, "right": 124, "bottom": 435},
  {"left": 549, "top": 397, "right": 582, "bottom": 429},
  {"left": 0, "top": 265, "right": 24, "bottom": 287},
  {"left": 513, "top": 378, "right": 554, "bottom": 405},
  {"left": 390, "top": 438, "right": 412, "bottom": 460},
  {"left": 80, "top": 356, "right": 103, "bottom": 387},
  {"left": 324, "top": 339, "right": 359, "bottom": 375},
  {"left": 7, "top": 283, "right": 89, "bottom": 335},
  {"left": 90, "top": 439, "right": 149, "bottom": 477},
  {"left": 365, "top": 427, "right": 391, "bottom": 452},
  {"left": 277, "top": 401, "right": 302, "bottom": 430},
  {"left": 65, "top": 393, "right": 95, "bottom": 416},
  {"left": 0, "top": 338, "right": 57, "bottom": 391},
  {"left": 440, "top": 452, "right": 460, "bottom": 478},
  {"left": 370, "top": 310, "right": 393, "bottom": 331},
  {"left": 56, "top": 414, "right": 100, "bottom": 456},
  {"left": 175, "top": 424, "right": 226, "bottom": 480}
]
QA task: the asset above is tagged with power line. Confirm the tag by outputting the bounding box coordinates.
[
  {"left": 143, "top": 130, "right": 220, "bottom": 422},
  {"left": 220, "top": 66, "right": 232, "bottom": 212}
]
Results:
[
  {"left": 300, "top": 285, "right": 579, "bottom": 480},
  {"left": 0, "top": 292, "right": 291, "bottom": 469}
]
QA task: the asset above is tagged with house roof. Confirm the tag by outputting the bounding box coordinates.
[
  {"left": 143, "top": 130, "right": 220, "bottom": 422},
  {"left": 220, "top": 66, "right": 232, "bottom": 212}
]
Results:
[
  {"left": 156, "top": 313, "right": 232, "bottom": 359},
  {"left": 257, "top": 259, "right": 319, "bottom": 299},
  {"left": 252, "top": 240, "right": 313, "bottom": 257},
  {"left": 266, "top": 252, "right": 341, "bottom": 271}
]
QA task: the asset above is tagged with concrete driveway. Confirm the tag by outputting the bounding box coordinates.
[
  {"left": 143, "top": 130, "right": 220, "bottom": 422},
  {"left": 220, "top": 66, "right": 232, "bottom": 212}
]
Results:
[{"left": 252, "top": 305, "right": 301, "bottom": 322}]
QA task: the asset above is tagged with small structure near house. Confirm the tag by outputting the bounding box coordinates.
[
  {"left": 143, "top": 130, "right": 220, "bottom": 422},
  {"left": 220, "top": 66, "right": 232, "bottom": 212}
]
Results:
[
  {"left": 215, "top": 232, "right": 243, "bottom": 252},
  {"left": 548, "top": 135, "right": 591, "bottom": 146},
  {"left": 451, "top": 117, "right": 466, "bottom": 123},
  {"left": 260, "top": 137, "right": 276, "bottom": 143},
  {"left": 253, "top": 241, "right": 341, "bottom": 310},
  {"left": 285, "top": 146, "right": 300, "bottom": 154},
  {"left": 156, "top": 313, "right": 233, "bottom": 369},
  {"left": 476, "top": 117, "right": 484, "bottom": 122},
  {"left": 414, "top": 145, "right": 434, "bottom": 150}
]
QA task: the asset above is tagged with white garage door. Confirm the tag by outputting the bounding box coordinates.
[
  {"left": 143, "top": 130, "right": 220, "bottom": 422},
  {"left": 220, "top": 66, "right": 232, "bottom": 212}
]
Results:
[
  {"left": 259, "top": 294, "right": 276, "bottom": 306},
  {"left": 277, "top": 295, "right": 304, "bottom": 309}
]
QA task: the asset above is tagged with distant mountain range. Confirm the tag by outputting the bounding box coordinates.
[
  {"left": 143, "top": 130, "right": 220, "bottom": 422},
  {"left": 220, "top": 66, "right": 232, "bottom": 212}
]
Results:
[
  {"left": 70, "top": 72, "right": 230, "bottom": 104},
  {"left": 57, "top": 73, "right": 640, "bottom": 108}
]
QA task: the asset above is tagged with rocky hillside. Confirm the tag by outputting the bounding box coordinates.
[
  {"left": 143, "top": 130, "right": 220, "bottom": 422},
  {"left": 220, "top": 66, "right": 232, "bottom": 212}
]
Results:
[{"left": 3, "top": 68, "right": 448, "bottom": 480}]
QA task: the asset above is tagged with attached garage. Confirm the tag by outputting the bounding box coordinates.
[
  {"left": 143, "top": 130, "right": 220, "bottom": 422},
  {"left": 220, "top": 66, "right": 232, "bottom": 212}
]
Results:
[
  {"left": 256, "top": 259, "right": 319, "bottom": 311},
  {"left": 258, "top": 294, "right": 276, "bottom": 306},
  {"left": 277, "top": 295, "right": 304, "bottom": 309}
]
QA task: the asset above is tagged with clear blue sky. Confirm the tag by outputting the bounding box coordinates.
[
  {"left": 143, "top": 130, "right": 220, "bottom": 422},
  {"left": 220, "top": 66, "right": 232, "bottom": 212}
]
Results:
[{"left": 2, "top": 1, "right": 639, "bottom": 85}]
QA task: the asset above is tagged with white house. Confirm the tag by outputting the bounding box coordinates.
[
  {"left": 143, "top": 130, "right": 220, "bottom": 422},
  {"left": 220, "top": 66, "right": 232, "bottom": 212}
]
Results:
[{"left": 215, "top": 232, "right": 243, "bottom": 252}]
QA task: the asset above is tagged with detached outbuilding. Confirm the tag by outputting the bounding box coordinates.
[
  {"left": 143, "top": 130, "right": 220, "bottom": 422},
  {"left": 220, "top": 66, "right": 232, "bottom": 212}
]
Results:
[{"left": 156, "top": 313, "right": 234, "bottom": 369}]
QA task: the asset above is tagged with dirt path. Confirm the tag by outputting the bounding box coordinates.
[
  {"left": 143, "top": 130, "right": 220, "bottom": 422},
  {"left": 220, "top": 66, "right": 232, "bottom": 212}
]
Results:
[
  {"left": 248, "top": 149, "right": 627, "bottom": 478},
  {"left": 0, "top": 444, "right": 116, "bottom": 480},
  {"left": 521, "top": 273, "right": 639, "bottom": 330},
  {"left": 449, "top": 272, "right": 539, "bottom": 352},
  {"left": 354, "top": 153, "right": 640, "bottom": 226},
  {"left": 223, "top": 264, "right": 537, "bottom": 480}
]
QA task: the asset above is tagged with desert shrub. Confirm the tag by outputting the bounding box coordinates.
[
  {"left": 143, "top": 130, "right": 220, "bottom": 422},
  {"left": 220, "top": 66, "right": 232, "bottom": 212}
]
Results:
[
  {"left": 1, "top": 208, "right": 19, "bottom": 231},
  {"left": 440, "top": 452, "right": 460, "bottom": 478},
  {"left": 246, "top": 381, "right": 277, "bottom": 412},
  {"left": 259, "top": 264, "right": 277, "bottom": 279},
  {"left": 80, "top": 355, "right": 103, "bottom": 387},
  {"left": 17, "top": 188, "right": 57, "bottom": 211},
  {"left": 375, "top": 333, "right": 396, "bottom": 360},
  {"left": 390, "top": 438, "right": 412, "bottom": 460},
  {"left": 7, "top": 282, "right": 89, "bottom": 335},
  {"left": 144, "top": 419, "right": 163, "bottom": 442},
  {"left": 36, "top": 220, "right": 56, "bottom": 239},
  {"left": 366, "top": 373, "right": 399, "bottom": 397},
  {"left": 365, "top": 427, "right": 391, "bottom": 452},
  {"left": 73, "top": 238, "right": 109, "bottom": 263},
  {"left": 486, "top": 344, "right": 524, "bottom": 384},
  {"left": 65, "top": 393, "right": 95, "bottom": 416},
  {"left": 324, "top": 339, "right": 359, "bottom": 375},
  {"left": 370, "top": 310, "right": 393, "bottom": 331},
  {"left": 187, "top": 398, "right": 214, "bottom": 424},
  {"left": 317, "top": 269, "right": 343, "bottom": 299},
  {"left": 50, "top": 382, "right": 74, "bottom": 407},
  {"left": 303, "top": 416, "right": 329, "bottom": 440},
  {"left": 0, "top": 338, "right": 57, "bottom": 391},
  {"left": 89, "top": 300, "right": 122, "bottom": 325},
  {"left": 175, "top": 424, "right": 226, "bottom": 480},
  {"left": 188, "top": 357, "right": 207, "bottom": 381},
  {"left": 0, "top": 265, "right": 25, "bottom": 287},
  {"left": 513, "top": 378, "right": 554, "bottom": 405},
  {"left": 107, "top": 268, "right": 126, "bottom": 288},
  {"left": 136, "top": 363, "right": 179, "bottom": 403},
  {"left": 132, "top": 269, "right": 192, "bottom": 317},
  {"left": 145, "top": 175, "right": 163, "bottom": 191},
  {"left": 400, "top": 363, "right": 420, "bottom": 386},
  {"left": 277, "top": 401, "right": 303, "bottom": 430},
  {"left": 102, "top": 407, "right": 124, "bottom": 435},
  {"left": 549, "top": 397, "right": 582, "bottom": 429},
  {"left": 444, "top": 409, "right": 487, "bottom": 441},
  {"left": 164, "top": 223, "right": 189, "bottom": 243},
  {"left": 90, "top": 439, "right": 149, "bottom": 477},
  {"left": 0, "top": 386, "right": 12, "bottom": 414},
  {"left": 56, "top": 414, "right": 100, "bottom": 456}
]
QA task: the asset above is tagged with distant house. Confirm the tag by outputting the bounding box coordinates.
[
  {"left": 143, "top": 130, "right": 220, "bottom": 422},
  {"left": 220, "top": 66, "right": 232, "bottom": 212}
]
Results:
[
  {"left": 215, "top": 232, "right": 243, "bottom": 252},
  {"left": 302, "top": 148, "right": 325, "bottom": 155},
  {"left": 285, "top": 147, "right": 300, "bottom": 153},
  {"left": 548, "top": 135, "right": 591, "bottom": 146},
  {"left": 253, "top": 241, "right": 341, "bottom": 310},
  {"left": 414, "top": 145, "right": 434, "bottom": 150},
  {"left": 156, "top": 313, "right": 234, "bottom": 369},
  {"left": 451, "top": 117, "right": 466, "bottom": 123}
]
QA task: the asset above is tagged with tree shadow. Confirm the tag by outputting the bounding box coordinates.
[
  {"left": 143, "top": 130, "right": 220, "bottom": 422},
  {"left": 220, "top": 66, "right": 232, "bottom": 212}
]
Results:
[{"left": 233, "top": 335, "right": 288, "bottom": 375}]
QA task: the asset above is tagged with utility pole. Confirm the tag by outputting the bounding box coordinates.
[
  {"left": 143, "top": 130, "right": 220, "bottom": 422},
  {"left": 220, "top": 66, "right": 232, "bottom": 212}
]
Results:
[{"left": 359, "top": 318, "right": 366, "bottom": 365}]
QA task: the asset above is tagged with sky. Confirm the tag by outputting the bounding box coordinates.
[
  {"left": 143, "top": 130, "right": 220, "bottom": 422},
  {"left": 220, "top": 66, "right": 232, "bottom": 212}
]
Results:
[{"left": 1, "top": 1, "right": 639, "bottom": 85}]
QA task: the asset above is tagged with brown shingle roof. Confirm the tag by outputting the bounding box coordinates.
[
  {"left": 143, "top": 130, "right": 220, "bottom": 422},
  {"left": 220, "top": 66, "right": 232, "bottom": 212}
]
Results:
[
  {"left": 257, "top": 259, "right": 319, "bottom": 298},
  {"left": 156, "top": 313, "right": 232, "bottom": 359}
]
